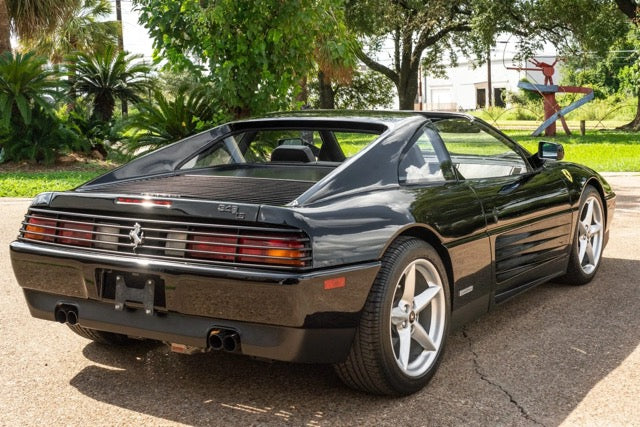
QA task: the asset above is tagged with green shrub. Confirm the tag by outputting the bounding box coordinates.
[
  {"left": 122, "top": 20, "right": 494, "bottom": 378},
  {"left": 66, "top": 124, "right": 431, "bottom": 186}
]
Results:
[
  {"left": 0, "top": 51, "right": 82, "bottom": 163},
  {"left": 0, "top": 108, "right": 81, "bottom": 163}
]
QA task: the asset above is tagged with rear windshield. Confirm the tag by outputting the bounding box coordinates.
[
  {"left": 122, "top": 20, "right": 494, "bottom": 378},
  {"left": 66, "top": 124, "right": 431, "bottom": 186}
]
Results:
[{"left": 180, "top": 129, "right": 380, "bottom": 171}]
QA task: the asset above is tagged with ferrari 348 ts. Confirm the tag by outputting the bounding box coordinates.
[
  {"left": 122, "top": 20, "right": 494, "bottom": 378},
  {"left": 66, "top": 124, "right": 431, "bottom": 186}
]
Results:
[{"left": 10, "top": 111, "right": 615, "bottom": 395}]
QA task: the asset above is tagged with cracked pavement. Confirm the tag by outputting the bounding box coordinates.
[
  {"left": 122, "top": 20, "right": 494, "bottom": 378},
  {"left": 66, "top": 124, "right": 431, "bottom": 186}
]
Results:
[
  {"left": 462, "top": 328, "right": 544, "bottom": 426},
  {"left": 0, "top": 173, "right": 638, "bottom": 426}
]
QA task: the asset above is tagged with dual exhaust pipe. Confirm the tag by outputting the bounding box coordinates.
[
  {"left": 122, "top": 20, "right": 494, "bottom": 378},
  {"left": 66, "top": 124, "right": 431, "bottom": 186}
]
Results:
[
  {"left": 208, "top": 329, "right": 241, "bottom": 353},
  {"left": 54, "top": 305, "right": 78, "bottom": 325},
  {"left": 54, "top": 306, "right": 240, "bottom": 354}
]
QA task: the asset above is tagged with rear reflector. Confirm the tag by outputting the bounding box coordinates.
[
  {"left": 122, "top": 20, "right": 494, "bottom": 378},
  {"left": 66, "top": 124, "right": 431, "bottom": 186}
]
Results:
[{"left": 324, "top": 277, "right": 346, "bottom": 290}]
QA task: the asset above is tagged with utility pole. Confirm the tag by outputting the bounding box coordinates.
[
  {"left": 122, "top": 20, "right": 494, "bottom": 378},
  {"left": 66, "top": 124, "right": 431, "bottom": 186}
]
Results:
[
  {"left": 487, "top": 46, "right": 492, "bottom": 108},
  {"left": 418, "top": 64, "right": 423, "bottom": 111},
  {"left": 115, "top": 0, "right": 127, "bottom": 115}
]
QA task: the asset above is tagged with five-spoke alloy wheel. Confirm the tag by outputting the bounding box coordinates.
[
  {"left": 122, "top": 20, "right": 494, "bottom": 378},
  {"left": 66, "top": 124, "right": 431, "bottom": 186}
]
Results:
[
  {"left": 335, "top": 237, "right": 450, "bottom": 395},
  {"left": 390, "top": 259, "right": 446, "bottom": 378},
  {"left": 560, "top": 185, "right": 606, "bottom": 285}
]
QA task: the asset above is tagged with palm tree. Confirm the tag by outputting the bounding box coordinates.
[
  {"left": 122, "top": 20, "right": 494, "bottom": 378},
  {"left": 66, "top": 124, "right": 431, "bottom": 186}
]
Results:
[
  {"left": 0, "top": 51, "right": 75, "bottom": 163},
  {"left": 0, "top": 51, "right": 59, "bottom": 129},
  {"left": 19, "top": 0, "right": 117, "bottom": 63},
  {"left": 68, "top": 45, "right": 151, "bottom": 122},
  {"left": 1, "top": 0, "right": 76, "bottom": 53},
  {"left": 127, "top": 86, "right": 216, "bottom": 153}
]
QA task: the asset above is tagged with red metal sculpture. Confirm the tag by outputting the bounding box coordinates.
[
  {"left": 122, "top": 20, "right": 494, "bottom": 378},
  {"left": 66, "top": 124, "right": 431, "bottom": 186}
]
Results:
[{"left": 507, "top": 58, "right": 594, "bottom": 136}]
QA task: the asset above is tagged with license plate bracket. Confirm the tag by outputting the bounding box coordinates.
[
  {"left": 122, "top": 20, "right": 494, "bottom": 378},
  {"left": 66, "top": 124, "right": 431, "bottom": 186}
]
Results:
[
  {"left": 99, "top": 270, "right": 165, "bottom": 315},
  {"left": 115, "top": 274, "right": 155, "bottom": 315}
]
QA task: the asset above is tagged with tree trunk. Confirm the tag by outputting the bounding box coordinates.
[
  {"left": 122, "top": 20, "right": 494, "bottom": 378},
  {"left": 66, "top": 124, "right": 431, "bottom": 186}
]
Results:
[
  {"left": 618, "top": 91, "right": 640, "bottom": 131},
  {"left": 296, "top": 76, "right": 308, "bottom": 107},
  {"left": 396, "top": 29, "right": 419, "bottom": 110},
  {"left": 0, "top": 0, "right": 11, "bottom": 53},
  {"left": 318, "top": 71, "right": 335, "bottom": 109},
  {"left": 115, "top": 0, "right": 128, "bottom": 116},
  {"left": 397, "top": 74, "right": 418, "bottom": 110}
]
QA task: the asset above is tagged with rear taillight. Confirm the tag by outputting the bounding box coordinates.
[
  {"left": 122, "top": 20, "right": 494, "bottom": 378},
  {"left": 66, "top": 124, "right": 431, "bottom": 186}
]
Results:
[
  {"left": 58, "top": 221, "right": 94, "bottom": 247},
  {"left": 238, "top": 237, "right": 305, "bottom": 267},
  {"left": 188, "top": 234, "right": 237, "bottom": 261},
  {"left": 24, "top": 216, "right": 57, "bottom": 241},
  {"left": 186, "top": 232, "right": 308, "bottom": 267}
]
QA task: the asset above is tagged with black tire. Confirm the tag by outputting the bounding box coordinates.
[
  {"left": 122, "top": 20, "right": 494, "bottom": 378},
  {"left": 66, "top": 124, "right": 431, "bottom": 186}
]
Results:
[
  {"left": 559, "top": 185, "right": 606, "bottom": 286},
  {"left": 334, "top": 237, "right": 451, "bottom": 395},
  {"left": 67, "top": 324, "right": 134, "bottom": 345}
]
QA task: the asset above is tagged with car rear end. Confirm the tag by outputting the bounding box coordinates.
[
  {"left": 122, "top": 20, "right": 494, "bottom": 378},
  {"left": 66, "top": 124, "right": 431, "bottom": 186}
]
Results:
[{"left": 11, "top": 190, "right": 380, "bottom": 362}]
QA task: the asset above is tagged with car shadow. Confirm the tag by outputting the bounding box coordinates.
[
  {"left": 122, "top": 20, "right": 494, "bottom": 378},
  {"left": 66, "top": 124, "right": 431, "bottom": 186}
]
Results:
[{"left": 70, "top": 256, "right": 640, "bottom": 426}]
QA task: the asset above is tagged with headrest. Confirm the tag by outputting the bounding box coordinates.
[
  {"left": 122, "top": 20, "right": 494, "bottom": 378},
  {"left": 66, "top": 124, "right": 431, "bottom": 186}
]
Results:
[{"left": 270, "top": 145, "right": 315, "bottom": 163}]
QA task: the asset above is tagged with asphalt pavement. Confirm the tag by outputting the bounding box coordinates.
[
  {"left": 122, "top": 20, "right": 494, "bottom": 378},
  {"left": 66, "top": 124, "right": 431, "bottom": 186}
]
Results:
[{"left": 0, "top": 174, "right": 638, "bottom": 426}]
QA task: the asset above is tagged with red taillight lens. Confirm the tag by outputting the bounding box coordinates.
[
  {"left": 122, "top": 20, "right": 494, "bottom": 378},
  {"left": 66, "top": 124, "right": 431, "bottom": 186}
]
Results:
[
  {"left": 238, "top": 236, "right": 305, "bottom": 267},
  {"left": 58, "top": 221, "right": 94, "bottom": 247},
  {"left": 186, "top": 231, "right": 308, "bottom": 267},
  {"left": 188, "top": 234, "right": 237, "bottom": 260},
  {"left": 24, "top": 216, "right": 57, "bottom": 241}
]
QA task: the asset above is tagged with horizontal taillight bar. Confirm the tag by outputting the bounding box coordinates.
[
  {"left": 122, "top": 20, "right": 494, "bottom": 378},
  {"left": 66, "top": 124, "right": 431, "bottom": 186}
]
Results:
[{"left": 19, "top": 209, "right": 311, "bottom": 269}]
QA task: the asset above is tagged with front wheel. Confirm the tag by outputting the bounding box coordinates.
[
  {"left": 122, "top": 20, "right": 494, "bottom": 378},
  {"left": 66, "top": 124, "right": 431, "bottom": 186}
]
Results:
[
  {"left": 335, "top": 237, "right": 450, "bottom": 395},
  {"left": 559, "top": 185, "right": 605, "bottom": 285}
]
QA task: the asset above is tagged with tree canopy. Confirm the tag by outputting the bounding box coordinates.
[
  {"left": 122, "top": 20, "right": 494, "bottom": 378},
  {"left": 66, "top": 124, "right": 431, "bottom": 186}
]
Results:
[
  {"left": 134, "top": 0, "right": 348, "bottom": 118},
  {"left": 346, "top": 0, "right": 629, "bottom": 110},
  {"left": 19, "top": 0, "right": 118, "bottom": 63}
]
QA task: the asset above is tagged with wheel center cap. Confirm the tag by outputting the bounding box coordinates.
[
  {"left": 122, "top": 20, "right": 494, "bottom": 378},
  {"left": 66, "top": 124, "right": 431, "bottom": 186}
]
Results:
[{"left": 409, "top": 311, "right": 416, "bottom": 323}]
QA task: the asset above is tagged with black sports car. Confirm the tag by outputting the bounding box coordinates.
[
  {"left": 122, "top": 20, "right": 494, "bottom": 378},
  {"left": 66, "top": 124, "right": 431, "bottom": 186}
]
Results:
[{"left": 10, "top": 111, "right": 615, "bottom": 395}]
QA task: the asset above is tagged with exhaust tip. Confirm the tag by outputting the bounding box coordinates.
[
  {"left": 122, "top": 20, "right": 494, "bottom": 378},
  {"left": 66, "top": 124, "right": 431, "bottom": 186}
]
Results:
[
  {"left": 208, "top": 330, "right": 225, "bottom": 351},
  {"left": 54, "top": 308, "right": 67, "bottom": 324},
  {"left": 66, "top": 309, "right": 78, "bottom": 325},
  {"left": 222, "top": 332, "right": 240, "bottom": 353}
]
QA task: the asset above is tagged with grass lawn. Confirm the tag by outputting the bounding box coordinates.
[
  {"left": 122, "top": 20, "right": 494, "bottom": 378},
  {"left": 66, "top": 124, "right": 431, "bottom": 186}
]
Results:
[
  {"left": 0, "top": 126, "right": 639, "bottom": 198},
  {"left": 0, "top": 159, "right": 114, "bottom": 197},
  {"left": 504, "top": 130, "right": 640, "bottom": 172}
]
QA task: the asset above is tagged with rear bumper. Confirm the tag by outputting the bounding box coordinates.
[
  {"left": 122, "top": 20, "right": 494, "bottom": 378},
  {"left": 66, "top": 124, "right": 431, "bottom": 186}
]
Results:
[
  {"left": 23, "top": 289, "right": 355, "bottom": 363},
  {"left": 11, "top": 241, "right": 380, "bottom": 363}
]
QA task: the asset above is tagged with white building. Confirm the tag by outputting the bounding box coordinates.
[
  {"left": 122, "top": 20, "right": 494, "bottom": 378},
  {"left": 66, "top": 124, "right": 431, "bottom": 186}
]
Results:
[{"left": 416, "top": 45, "right": 560, "bottom": 111}]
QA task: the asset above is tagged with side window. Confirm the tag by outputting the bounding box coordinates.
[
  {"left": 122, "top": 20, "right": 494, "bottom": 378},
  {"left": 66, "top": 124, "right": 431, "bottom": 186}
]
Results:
[
  {"left": 434, "top": 119, "right": 529, "bottom": 179},
  {"left": 399, "top": 126, "right": 452, "bottom": 184}
]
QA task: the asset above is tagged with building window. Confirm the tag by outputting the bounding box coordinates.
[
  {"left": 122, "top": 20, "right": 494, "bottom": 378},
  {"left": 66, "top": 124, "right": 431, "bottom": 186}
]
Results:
[
  {"left": 476, "top": 88, "right": 486, "bottom": 108},
  {"left": 494, "top": 88, "right": 506, "bottom": 108}
]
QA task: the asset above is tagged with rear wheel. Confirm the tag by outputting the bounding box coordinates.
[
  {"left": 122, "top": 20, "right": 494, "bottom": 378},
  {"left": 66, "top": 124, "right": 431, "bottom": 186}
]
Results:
[
  {"left": 67, "top": 324, "right": 133, "bottom": 345},
  {"left": 335, "top": 237, "right": 450, "bottom": 395},
  {"left": 559, "top": 185, "right": 605, "bottom": 285}
]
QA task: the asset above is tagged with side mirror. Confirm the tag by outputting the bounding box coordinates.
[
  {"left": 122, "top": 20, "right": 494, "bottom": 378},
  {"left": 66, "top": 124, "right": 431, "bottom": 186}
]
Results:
[{"left": 538, "top": 141, "right": 564, "bottom": 161}]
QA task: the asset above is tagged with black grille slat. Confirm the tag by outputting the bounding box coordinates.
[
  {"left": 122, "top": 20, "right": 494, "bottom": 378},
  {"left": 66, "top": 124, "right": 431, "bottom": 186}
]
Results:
[{"left": 79, "top": 175, "right": 315, "bottom": 206}]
